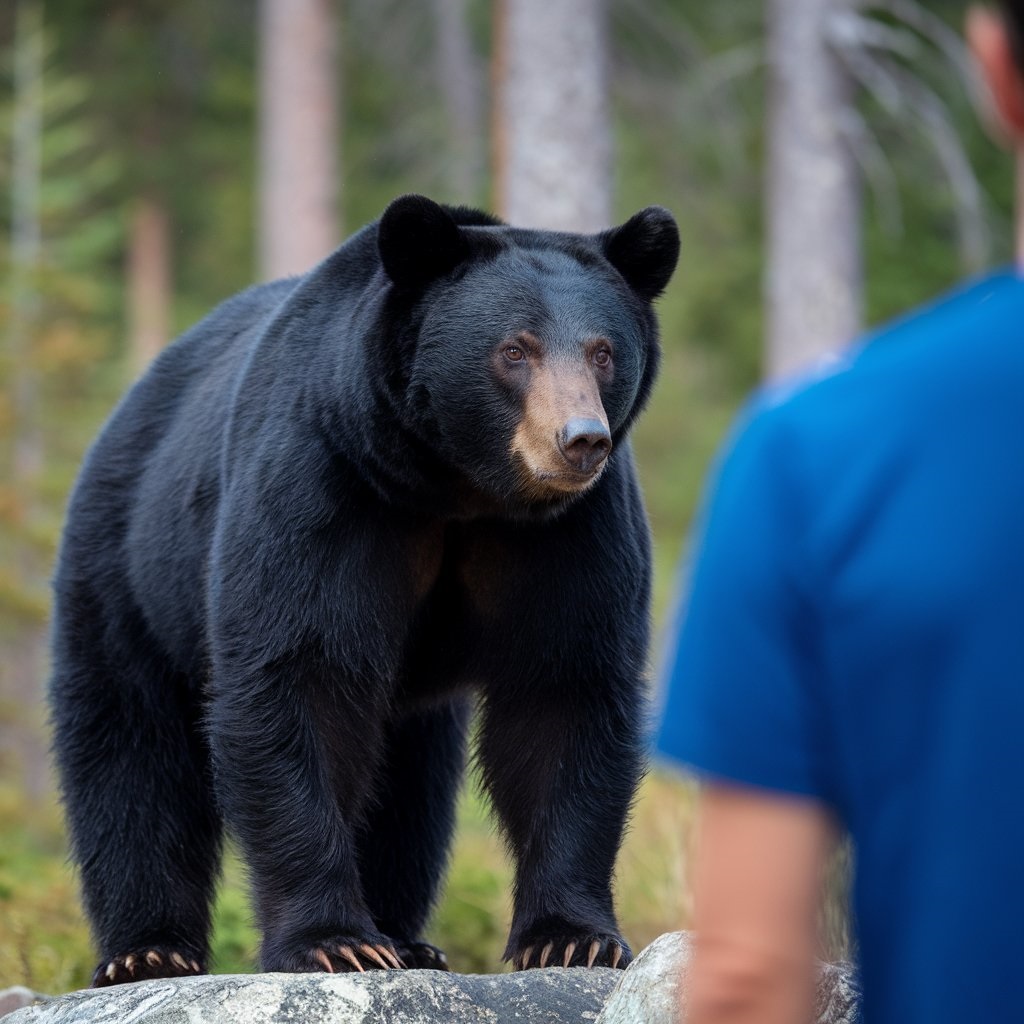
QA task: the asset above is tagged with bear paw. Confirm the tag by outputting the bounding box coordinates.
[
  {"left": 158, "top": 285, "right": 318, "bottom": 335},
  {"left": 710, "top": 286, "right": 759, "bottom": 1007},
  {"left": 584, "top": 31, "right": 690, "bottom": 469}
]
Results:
[
  {"left": 512, "top": 933, "right": 631, "bottom": 971},
  {"left": 392, "top": 940, "right": 450, "bottom": 971},
  {"left": 267, "top": 936, "right": 405, "bottom": 974},
  {"left": 92, "top": 947, "right": 204, "bottom": 987}
]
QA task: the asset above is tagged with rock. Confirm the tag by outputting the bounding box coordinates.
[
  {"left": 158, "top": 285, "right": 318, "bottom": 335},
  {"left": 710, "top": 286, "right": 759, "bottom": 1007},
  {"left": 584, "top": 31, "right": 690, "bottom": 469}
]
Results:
[
  {"left": 595, "top": 931, "right": 694, "bottom": 1024},
  {"left": 812, "top": 960, "right": 860, "bottom": 1024},
  {"left": 0, "top": 989, "right": 48, "bottom": 1019},
  {"left": 596, "top": 932, "right": 860, "bottom": 1024},
  {"left": 1, "top": 933, "right": 860, "bottom": 1023},
  {"left": 0, "top": 966, "right": 622, "bottom": 1024}
]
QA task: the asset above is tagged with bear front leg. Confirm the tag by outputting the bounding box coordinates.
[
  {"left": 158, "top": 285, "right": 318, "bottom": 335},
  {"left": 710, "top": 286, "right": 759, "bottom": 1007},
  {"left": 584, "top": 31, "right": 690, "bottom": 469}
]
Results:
[
  {"left": 478, "top": 672, "right": 645, "bottom": 971},
  {"left": 207, "top": 651, "right": 405, "bottom": 974},
  {"left": 356, "top": 702, "right": 470, "bottom": 971}
]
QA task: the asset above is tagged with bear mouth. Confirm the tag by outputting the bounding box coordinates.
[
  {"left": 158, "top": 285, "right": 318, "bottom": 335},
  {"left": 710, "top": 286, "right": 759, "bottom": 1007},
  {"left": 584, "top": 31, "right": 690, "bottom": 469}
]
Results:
[
  {"left": 517, "top": 462, "right": 606, "bottom": 501},
  {"left": 534, "top": 468, "right": 602, "bottom": 487}
]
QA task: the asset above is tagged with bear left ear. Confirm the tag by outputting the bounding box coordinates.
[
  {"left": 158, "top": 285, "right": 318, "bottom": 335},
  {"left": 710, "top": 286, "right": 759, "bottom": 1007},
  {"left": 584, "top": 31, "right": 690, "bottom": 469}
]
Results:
[
  {"left": 599, "top": 206, "right": 680, "bottom": 301},
  {"left": 378, "top": 194, "right": 470, "bottom": 291}
]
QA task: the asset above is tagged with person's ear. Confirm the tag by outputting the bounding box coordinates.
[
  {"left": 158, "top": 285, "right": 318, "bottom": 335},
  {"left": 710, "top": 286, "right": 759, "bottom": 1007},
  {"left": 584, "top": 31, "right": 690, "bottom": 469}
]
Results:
[{"left": 967, "top": 5, "right": 1024, "bottom": 142}]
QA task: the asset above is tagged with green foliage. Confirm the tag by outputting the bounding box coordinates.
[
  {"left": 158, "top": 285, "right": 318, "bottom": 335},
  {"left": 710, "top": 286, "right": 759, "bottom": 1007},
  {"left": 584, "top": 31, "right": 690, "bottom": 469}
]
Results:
[
  {"left": 0, "top": 11, "right": 123, "bottom": 636},
  {"left": 0, "top": 0, "right": 1016, "bottom": 993},
  {"left": 427, "top": 786, "right": 512, "bottom": 974},
  {"left": 0, "top": 773, "right": 698, "bottom": 989},
  {"left": 208, "top": 852, "right": 258, "bottom": 975},
  {"left": 0, "top": 785, "right": 93, "bottom": 992}
]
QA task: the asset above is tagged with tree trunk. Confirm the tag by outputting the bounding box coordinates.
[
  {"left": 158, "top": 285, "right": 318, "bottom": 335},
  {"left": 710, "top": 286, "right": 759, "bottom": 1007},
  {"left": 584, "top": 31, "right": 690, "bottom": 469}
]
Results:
[
  {"left": 6, "top": 0, "right": 49, "bottom": 800},
  {"left": 258, "top": 0, "right": 341, "bottom": 281},
  {"left": 765, "top": 0, "right": 862, "bottom": 380},
  {"left": 493, "top": 0, "right": 611, "bottom": 232},
  {"left": 434, "top": 0, "right": 485, "bottom": 205},
  {"left": 766, "top": 0, "right": 860, "bottom": 956},
  {"left": 11, "top": 0, "right": 42, "bottom": 487},
  {"left": 127, "top": 195, "right": 171, "bottom": 376}
]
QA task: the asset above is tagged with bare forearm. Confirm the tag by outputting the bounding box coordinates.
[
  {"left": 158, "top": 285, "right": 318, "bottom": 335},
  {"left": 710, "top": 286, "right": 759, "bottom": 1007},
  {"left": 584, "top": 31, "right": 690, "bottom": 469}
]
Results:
[
  {"left": 685, "top": 783, "right": 834, "bottom": 1024},
  {"left": 688, "top": 935, "right": 815, "bottom": 1024}
]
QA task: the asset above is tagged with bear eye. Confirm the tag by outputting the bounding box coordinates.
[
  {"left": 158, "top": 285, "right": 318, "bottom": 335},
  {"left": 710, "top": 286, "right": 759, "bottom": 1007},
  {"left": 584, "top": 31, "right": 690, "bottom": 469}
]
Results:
[
  {"left": 594, "top": 347, "right": 612, "bottom": 368},
  {"left": 504, "top": 344, "right": 525, "bottom": 363}
]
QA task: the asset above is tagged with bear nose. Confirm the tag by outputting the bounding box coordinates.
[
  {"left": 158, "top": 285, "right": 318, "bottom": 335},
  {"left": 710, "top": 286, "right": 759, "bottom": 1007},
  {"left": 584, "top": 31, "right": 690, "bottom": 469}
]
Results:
[{"left": 558, "top": 417, "right": 612, "bottom": 474}]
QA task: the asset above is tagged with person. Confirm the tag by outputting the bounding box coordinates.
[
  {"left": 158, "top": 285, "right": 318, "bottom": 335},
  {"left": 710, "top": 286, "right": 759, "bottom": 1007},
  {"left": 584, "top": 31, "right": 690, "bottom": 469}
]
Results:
[{"left": 655, "top": 4, "right": 1024, "bottom": 1023}]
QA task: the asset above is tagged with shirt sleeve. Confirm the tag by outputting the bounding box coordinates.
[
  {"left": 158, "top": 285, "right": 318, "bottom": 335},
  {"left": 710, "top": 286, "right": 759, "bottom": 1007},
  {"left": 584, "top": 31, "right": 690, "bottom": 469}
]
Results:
[{"left": 655, "top": 400, "right": 830, "bottom": 801}]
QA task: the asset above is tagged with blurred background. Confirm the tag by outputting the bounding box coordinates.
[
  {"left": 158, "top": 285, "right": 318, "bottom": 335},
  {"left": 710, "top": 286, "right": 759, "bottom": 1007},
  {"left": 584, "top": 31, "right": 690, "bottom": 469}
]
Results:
[{"left": 0, "top": 0, "right": 1015, "bottom": 990}]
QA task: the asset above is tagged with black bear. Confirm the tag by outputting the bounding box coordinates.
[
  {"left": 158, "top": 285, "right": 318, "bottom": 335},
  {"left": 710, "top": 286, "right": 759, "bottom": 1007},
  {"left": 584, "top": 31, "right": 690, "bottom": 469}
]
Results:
[{"left": 49, "top": 195, "right": 679, "bottom": 986}]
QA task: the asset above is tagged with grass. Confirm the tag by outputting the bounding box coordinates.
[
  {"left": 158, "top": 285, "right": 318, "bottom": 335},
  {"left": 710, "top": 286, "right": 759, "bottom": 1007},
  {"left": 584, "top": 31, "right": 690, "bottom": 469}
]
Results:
[
  {"left": 0, "top": 786, "right": 91, "bottom": 993},
  {"left": 0, "top": 770, "right": 697, "bottom": 992}
]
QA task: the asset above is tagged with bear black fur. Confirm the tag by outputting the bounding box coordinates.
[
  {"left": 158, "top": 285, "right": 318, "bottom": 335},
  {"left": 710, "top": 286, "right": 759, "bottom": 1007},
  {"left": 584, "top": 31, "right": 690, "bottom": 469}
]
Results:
[{"left": 49, "top": 195, "right": 680, "bottom": 984}]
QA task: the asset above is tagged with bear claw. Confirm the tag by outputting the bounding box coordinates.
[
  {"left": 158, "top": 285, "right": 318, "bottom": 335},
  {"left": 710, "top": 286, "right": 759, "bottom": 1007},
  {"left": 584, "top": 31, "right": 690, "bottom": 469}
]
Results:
[
  {"left": 360, "top": 943, "right": 402, "bottom": 970},
  {"left": 392, "top": 941, "right": 449, "bottom": 970},
  {"left": 338, "top": 946, "right": 364, "bottom": 972},
  {"left": 293, "top": 939, "right": 404, "bottom": 974},
  {"left": 512, "top": 934, "right": 630, "bottom": 971},
  {"left": 92, "top": 946, "right": 204, "bottom": 987}
]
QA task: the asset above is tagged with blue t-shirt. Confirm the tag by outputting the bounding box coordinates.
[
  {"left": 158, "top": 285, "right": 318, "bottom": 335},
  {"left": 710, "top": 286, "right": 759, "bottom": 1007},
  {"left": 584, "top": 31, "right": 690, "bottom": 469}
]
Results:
[{"left": 657, "top": 272, "right": 1024, "bottom": 1024}]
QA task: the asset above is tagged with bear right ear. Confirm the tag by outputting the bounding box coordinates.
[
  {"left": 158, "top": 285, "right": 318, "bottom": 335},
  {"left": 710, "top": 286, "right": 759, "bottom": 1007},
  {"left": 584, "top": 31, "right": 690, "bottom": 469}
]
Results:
[
  {"left": 600, "top": 206, "right": 680, "bottom": 301},
  {"left": 378, "top": 194, "right": 470, "bottom": 291}
]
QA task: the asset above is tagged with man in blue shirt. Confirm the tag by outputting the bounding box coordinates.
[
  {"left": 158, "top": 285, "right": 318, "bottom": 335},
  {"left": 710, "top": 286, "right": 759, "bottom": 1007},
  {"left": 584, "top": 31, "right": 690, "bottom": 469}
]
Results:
[{"left": 657, "top": 5, "right": 1024, "bottom": 1024}]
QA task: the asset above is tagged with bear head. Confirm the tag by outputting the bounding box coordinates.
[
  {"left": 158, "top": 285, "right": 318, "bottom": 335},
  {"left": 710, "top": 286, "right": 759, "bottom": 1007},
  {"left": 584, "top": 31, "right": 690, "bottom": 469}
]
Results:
[{"left": 376, "top": 194, "right": 679, "bottom": 518}]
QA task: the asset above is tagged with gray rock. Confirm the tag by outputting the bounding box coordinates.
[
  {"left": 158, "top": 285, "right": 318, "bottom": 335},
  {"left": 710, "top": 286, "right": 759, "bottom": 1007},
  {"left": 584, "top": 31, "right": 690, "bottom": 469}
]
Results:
[
  {"left": 1, "top": 933, "right": 860, "bottom": 1023},
  {"left": 1, "top": 966, "right": 622, "bottom": 1024},
  {"left": 812, "top": 960, "right": 860, "bottom": 1024},
  {"left": 595, "top": 931, "right": 695, "bottom": 1024},
  {"left": 0, "top": 989, "right": 48, "bottom": 1019},
  {"left": 596, "top": 932, "right": 859, "bottom": 1024}
]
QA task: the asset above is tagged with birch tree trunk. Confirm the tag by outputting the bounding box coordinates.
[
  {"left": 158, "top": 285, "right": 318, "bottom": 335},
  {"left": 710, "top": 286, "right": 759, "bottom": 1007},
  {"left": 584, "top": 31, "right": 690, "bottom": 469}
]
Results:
[
  {"left": 434, "top": 0, "right": 485, "bottom": 204},
  {"left": 127, "top": 195, "right": 171, "bottom": 376},
  {"left": 6, "top": 0, "right": 49, "bottom": 799},
  {"left": 766, "top": 0, "right": 861, "bottom": 958},
  {"left": 258, "top": 0, "right": 341, "bottom": 281},
  {"left": 765, "top": 0, "right": 862, "bottom": 379},
  {"left": 493, "top": 0, "right": 611, "bottom": 232}
]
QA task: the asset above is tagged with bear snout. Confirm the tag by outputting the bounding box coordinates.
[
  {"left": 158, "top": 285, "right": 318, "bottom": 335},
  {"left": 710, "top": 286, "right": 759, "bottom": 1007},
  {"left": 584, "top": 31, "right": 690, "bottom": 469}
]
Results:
[{"left": 557, "top": 417, "right": 612, "bottom": 475}]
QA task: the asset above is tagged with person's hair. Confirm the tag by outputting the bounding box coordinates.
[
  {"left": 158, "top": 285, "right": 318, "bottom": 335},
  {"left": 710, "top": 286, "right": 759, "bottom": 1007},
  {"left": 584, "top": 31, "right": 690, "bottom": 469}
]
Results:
[{"left": 1002, "top": 1, "right": 1024, "bottom": 71}]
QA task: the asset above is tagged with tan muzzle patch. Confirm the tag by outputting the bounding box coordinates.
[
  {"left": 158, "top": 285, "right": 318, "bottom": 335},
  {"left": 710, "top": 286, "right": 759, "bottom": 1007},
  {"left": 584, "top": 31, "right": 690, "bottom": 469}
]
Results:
[{"left": 511, "top": 360, "right": 610, "bottom": 498}]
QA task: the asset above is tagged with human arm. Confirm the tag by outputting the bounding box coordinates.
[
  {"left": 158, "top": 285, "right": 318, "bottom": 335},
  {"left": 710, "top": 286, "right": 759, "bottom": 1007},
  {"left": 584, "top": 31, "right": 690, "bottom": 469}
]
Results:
[
  {"left": 687, "top": 782, "right": 836, "bottom": 1024},
  {"left": 655, "top": 399, "right": 840, "bottom": 1020}
]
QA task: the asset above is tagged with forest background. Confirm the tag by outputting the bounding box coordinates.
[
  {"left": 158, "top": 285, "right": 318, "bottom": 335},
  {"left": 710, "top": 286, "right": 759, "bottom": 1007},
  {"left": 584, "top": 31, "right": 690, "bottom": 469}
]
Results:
[{"left": 0, "top": 0, "right": 1015, "bottom": 992}]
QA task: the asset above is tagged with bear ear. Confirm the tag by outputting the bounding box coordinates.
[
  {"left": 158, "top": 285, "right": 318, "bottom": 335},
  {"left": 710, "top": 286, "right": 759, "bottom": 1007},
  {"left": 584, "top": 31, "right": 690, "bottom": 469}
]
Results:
[
  {"left": 378, "top": 194, "right": 471, "bottom": 291},
  {"left": 599, "top": 206, "right": 680, "bottom": 301}
]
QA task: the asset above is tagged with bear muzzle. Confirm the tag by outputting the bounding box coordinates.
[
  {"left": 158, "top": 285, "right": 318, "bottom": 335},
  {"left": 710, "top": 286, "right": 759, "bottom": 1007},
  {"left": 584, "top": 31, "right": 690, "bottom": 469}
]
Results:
[
  {"left": 509, "top": 358, "right": 612, "bottom": 499},
  {"left": 558, "top": 417, "right": 612, "bottom": 475},
  {"left": 511, "top": 416, "right": 613, "bottom": 499}
]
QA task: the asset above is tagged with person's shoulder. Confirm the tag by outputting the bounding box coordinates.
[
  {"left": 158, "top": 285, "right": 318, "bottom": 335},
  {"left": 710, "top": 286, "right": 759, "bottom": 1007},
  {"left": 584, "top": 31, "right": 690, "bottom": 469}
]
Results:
[{"left": 749, "top": 270, "right": 1024, "bottom": 436}]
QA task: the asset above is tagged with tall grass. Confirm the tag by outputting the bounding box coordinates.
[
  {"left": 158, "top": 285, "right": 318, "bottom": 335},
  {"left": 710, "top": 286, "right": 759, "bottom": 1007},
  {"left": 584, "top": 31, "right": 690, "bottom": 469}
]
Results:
[{"left": 0, "top": 771, "right": 697, "bottom": 991}]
